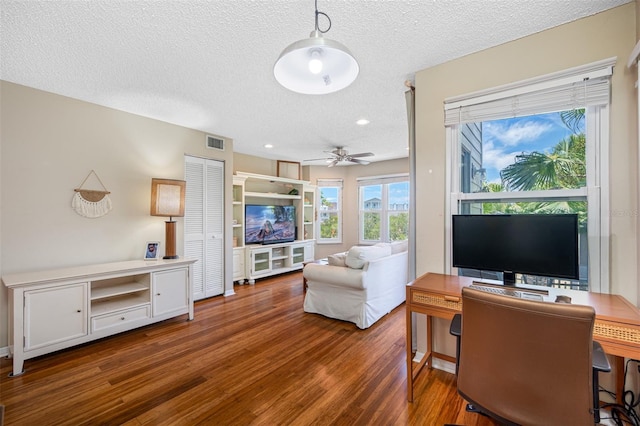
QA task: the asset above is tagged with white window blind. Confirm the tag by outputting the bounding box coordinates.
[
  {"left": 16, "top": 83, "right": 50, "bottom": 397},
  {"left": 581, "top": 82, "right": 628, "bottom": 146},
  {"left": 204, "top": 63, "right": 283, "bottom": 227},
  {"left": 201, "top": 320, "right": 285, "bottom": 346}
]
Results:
[
  {"left": 357, "top": 173, "right": 409, "bottom": 186},
  {"left": 444, "top": 57, "right": 615, "bottom": 125},
  {"left": 317, "top": 178, "right": 343, "bottom": 188}
]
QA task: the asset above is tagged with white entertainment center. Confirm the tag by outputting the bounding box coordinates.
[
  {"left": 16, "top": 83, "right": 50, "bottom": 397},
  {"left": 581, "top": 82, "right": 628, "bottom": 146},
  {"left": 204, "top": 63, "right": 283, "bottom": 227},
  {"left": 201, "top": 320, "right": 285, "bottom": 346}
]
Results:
[
  {"left": 3, "top": 258, "right": 196, "bottom": 377},
  {"left": 233, "top": 172, "right": 316, "bottom": 284}
]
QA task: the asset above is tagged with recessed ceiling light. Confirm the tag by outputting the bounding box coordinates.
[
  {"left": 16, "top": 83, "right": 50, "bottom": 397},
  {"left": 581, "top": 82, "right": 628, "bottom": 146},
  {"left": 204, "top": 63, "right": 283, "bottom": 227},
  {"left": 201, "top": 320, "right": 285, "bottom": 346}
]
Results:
[
  {"left": 264, "top": 144, "right": 273, "bottom": 149},
  {"left": 356, "top": 119, "right": 370, "bottom": 126}
]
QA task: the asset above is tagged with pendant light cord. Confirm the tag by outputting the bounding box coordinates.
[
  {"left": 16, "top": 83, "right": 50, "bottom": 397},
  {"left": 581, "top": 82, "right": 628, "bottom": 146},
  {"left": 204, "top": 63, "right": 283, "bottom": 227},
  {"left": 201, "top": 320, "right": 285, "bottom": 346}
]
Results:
[{"left": 314, "top": 0, "right": 331, "bottom": 34}]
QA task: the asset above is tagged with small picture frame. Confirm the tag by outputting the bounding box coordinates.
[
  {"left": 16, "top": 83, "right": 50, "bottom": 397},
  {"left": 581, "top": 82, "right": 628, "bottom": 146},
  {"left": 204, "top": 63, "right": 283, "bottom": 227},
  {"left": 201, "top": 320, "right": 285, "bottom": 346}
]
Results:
[
  {"left": 144, "top": 241, "right": 160, "bottom": 260},
  {"left": 277, "top": 160, "right": 301, "bottom": 180}
]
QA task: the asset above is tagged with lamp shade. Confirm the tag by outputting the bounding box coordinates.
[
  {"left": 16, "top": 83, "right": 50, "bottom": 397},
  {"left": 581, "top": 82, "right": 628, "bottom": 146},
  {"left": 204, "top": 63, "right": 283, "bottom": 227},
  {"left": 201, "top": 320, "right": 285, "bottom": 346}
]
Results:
[
  {"left": 150, "top": 178, "right": 186, "bottom": 217},
  {"left": 274, "top": 30, "right": 359, "bottom": 95}
]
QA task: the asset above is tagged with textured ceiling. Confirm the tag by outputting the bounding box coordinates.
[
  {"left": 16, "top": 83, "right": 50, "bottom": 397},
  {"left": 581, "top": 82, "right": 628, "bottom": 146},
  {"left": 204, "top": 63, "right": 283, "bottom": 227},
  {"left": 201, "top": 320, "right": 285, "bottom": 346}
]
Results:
[{"left": 1, "top": 0, "right": 631, "bottom": 165}]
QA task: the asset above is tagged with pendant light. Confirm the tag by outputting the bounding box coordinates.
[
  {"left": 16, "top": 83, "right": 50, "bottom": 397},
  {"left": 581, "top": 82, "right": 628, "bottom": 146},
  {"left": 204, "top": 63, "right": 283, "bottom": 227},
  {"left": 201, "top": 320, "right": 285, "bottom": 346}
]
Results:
[{"left": 273, "top": 0, "right": 359, "bottom": 95}]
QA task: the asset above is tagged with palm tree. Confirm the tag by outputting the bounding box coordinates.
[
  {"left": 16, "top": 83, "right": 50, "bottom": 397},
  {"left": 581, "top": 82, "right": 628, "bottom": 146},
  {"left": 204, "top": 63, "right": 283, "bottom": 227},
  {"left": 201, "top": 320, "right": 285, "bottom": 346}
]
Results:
[
  {"left": 500, "top": 133, "right": 585, "bottom": 191},
  {"left": 490, "top": 109, "right": 587, "bottom": 229},
  {"left": 500, "top": 109, "right": 586, "bottom": 191}
]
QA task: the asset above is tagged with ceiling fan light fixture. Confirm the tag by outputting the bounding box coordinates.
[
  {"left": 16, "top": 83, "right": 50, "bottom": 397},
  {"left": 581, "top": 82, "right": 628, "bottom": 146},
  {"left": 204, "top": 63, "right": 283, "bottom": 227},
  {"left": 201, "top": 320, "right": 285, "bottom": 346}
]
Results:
[
  {"left": 304, "top": 146, "right": 374, "bottom": 167},
  {"left": 274, "top": 2, "right": 359, "bottom": 95}
]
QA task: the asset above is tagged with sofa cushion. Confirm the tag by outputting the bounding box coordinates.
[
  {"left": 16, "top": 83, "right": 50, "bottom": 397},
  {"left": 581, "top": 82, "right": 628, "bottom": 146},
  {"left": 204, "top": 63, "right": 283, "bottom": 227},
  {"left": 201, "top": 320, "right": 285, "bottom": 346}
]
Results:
[
  {"left": 390, "top": 240, "right": 408, "bottom": 254},
  {"left": 327, "top": 252, "right": 347, "bottom": 267},
  {"left": 345, "top": 244, "right": 392, "bottom": 269}
]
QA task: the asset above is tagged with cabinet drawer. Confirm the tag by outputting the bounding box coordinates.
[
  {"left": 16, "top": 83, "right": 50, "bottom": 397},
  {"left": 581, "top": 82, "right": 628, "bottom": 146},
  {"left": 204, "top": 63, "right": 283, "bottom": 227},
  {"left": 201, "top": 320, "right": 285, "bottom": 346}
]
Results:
[
  {"left": 411, "top": 290, "right": 462, "bottom": 312},
  {"left": 91, "top": 305, "right": 150, "bottom": 332}
]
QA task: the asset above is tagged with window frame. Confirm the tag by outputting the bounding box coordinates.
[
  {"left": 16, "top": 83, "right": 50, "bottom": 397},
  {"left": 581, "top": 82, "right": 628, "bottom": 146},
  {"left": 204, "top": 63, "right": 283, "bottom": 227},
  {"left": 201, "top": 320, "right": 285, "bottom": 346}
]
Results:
[
  {"left": 358, "top": 174, "right": 410, "bottom": 245},
  {"left": 316, "top": 179, "right": 343, "bottom": 244},
  {"left": 444, "top": 60, "right": 613, "bottom": 293}
]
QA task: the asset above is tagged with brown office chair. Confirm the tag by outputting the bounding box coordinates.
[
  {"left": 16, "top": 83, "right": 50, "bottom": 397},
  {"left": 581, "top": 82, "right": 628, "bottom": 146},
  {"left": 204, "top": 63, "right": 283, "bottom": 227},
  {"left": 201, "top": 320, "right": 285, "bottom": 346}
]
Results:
[{"left": 449, "top": 287, "right": 611, "bottom": 425}]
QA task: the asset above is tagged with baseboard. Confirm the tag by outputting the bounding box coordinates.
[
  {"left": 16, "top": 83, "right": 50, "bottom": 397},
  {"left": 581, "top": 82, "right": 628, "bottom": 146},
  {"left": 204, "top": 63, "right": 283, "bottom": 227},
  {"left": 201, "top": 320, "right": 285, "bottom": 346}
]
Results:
[
  {"left": 412, "top": 351, "right": 456, "bottom": 375},
  {"left": 224, "top": 289, "right": 236, "bottom": 297},
  {"left": 433, "top": 358, "right": 456, "bottom": 374},
  {"left": 413, "top": 351, "right": 425, "bottom": 363},
  {"left": 0, "top": 346, "right": 9, "bottom": 358}
]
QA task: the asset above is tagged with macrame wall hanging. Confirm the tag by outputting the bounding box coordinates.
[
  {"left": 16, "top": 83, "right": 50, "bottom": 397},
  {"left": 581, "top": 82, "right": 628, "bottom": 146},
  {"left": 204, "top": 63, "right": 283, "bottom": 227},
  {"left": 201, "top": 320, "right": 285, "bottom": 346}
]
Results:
[{"left": 72, "top": 170, "right": 112, "bottom": 218}]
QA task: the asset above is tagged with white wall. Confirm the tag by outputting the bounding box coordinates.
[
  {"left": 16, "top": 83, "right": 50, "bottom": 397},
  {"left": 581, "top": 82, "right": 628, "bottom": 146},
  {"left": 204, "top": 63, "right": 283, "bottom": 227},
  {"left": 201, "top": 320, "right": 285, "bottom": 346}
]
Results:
[{"left": 0, "top": 81, "right": 235, "bottom": 348}]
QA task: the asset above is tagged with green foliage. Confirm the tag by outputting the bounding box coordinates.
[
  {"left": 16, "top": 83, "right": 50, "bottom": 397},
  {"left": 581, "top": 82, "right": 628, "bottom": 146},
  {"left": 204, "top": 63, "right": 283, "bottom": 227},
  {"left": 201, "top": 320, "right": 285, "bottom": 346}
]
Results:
[
  {"left": 320, "top": 214, "right": 338, "bottom": 239},
  {"left": 389, "top": 213, "right": 409, "bottom": 241},
  {"left": 363, "top": 212, "right": 380, "bottom": 240}
]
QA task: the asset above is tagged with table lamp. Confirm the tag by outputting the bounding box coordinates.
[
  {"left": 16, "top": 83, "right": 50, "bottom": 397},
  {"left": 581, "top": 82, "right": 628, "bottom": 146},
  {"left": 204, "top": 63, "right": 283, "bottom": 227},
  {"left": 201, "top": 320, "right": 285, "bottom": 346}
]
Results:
[{"left": 150, "top": 178, "right": 186, "bottom": 259}]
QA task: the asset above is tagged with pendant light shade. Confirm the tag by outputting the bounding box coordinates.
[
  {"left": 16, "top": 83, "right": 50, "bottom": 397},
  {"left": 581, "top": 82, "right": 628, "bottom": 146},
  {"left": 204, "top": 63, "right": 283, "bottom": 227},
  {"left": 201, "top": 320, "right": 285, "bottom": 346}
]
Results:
[{"left": 274, "top": 2, "right": 358, "bottom": 95}]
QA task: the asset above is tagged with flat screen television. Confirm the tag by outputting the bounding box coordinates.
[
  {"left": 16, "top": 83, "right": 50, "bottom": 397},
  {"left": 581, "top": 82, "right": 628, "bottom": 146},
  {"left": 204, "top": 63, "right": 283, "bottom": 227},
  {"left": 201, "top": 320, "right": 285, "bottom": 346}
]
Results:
[
  {"left": 245, "top": 205, "right": 296, "bottom": 245},
  {"left": 452, "top": 214, "right": 579, "bottom": 285}
]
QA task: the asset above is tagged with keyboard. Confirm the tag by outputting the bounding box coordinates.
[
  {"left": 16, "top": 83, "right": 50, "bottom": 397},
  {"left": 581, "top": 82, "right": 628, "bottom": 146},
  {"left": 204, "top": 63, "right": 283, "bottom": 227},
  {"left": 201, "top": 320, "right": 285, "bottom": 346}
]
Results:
[{"left": 469, "top": 284, "right": 544, "bottom": 301}]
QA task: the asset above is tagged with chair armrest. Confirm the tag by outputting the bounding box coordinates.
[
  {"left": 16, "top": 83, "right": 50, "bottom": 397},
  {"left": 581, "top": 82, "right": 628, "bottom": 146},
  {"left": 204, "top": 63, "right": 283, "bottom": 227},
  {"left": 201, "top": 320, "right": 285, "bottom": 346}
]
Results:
[
  {"left": 450, "top": 313, "right": 461, "bottom": 337},
  {"left": 592, "top": 341, "right": 611, "bottom": 373}
]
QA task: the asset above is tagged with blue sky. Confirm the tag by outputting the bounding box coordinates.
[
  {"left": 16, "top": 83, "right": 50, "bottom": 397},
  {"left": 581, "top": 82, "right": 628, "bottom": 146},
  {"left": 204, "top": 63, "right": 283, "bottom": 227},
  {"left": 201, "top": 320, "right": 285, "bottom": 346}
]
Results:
[
  {"left": 362, "top": 182, "right": 409, "bottom": 206},
  {"left": 481, "top": 111, "right": 581, "bottom": 183},
  {"left": 321, "top": 182, "right": 410, "bottom": 207}
]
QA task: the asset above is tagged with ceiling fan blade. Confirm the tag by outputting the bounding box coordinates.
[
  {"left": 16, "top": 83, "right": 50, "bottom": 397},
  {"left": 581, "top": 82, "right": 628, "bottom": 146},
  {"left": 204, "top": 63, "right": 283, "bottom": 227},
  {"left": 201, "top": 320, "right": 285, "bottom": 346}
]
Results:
[
  {"left": 349, "top": 158, "right": 370, "bottom": 165},
  {"left": 349, "top": 152, "right": 374, "bottom": 158},
  {"left": 303, "top": 157, "right": 333, "bottom": 162},
  {"left": 327, "top": 159, "right": 339, "bottom": 167}
]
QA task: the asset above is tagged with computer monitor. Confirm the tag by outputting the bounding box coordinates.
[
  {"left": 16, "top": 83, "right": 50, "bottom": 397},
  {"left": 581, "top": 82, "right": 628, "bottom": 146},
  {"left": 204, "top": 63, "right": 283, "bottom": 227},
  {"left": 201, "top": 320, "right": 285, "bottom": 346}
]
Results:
[{"left": 452, "top": 214, "right": 579, "bottom": 285}]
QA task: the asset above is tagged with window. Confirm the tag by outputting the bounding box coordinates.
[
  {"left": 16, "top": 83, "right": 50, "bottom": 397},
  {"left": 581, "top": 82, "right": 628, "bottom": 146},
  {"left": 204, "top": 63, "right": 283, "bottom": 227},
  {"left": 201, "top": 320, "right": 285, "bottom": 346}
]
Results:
[
  {"left": 316, "top": 179, "right": 343, "bottom": 244},
  {"left": 445, "top": 59, "right": 614, "bottom": 293},
  {"left": 358, "top": 175, "right": 410, "bottom": 244}
]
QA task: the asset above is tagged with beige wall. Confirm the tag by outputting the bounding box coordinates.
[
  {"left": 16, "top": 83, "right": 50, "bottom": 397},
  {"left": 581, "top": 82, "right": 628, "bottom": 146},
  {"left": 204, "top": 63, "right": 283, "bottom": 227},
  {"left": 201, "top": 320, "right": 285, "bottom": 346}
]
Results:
[
  {"left": 416, "top": 2, "right": 637, "bottom": 298},
  {"left": 637, "top": 0, "right": 640, "bottom": 40},
  {"left": 234, "top": 152, "right": 410, "bottom": 260},
  {"left": 415, "top": 3, "right": 637, "bottom": 360},
  {"left": 233, "top": 152, "right": 279, "bottom": 177},
  {"left": 0, "top": 81, "right": 235, "bottom": 348}
]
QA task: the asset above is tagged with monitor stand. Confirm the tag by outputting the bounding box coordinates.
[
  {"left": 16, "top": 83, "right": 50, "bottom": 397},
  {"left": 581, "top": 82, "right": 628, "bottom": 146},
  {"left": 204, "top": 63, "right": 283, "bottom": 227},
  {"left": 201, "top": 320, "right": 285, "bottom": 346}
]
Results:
[{"left": 503, "top": 271, "right": 516, "bottom": 286}]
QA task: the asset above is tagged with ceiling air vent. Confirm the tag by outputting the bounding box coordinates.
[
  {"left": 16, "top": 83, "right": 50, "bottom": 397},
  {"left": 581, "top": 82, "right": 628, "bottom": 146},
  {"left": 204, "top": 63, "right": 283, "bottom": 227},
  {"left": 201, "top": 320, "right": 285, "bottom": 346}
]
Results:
[{"left": 206, "top": 135, "right": 225, "bottom": 151}]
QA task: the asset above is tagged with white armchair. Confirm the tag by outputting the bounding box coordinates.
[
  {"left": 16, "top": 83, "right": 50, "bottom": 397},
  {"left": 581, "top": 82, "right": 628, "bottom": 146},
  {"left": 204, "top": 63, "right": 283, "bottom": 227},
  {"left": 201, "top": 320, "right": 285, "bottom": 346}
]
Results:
[{"left": 303, "top": 242, "right": 409, "bottom": 329}]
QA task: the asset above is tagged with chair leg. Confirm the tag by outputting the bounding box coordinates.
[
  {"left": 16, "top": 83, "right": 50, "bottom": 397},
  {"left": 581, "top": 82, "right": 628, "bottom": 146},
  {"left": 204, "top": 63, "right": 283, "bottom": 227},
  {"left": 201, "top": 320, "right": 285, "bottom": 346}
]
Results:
[
  {"left": 593, "top": 369, "right": 601, "bottom": 423},
  {"left": 466, "top": 403, "right": 481, "bottom": 413}
]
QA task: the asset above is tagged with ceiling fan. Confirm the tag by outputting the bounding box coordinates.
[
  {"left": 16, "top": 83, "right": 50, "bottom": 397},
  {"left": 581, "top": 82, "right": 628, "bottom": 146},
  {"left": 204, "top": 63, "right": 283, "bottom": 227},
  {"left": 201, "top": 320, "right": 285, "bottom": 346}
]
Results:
[{"left": 304, "top": 147, "right": 374, "bottom": 167}]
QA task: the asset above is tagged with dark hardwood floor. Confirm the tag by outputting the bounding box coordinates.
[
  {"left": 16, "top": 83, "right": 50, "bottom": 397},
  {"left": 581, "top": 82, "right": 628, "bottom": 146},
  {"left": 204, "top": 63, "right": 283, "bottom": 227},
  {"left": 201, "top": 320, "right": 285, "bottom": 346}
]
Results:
[{"left": 0, "top": 271, "right": 498, "bottom": 425}]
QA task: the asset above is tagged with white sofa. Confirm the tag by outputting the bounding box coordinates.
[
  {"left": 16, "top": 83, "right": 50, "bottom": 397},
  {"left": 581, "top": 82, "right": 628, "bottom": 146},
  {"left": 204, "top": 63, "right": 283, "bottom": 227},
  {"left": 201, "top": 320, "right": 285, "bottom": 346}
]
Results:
[{"left": 303, "top": 241, "right": 409, "bottom": 329}]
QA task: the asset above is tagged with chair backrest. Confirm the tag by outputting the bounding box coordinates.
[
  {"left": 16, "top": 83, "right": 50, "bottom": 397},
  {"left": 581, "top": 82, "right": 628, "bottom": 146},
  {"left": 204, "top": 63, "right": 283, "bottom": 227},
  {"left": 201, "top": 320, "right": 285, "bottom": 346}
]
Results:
[{"left": 458, "top": 287, "right": 596, "bottom": 426}]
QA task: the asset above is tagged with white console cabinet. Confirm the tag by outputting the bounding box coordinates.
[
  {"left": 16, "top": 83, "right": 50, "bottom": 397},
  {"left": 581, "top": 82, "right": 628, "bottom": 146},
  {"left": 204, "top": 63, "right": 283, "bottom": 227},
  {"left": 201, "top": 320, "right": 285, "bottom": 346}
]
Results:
[
  {"left": 245, "top": 240, "right": 314, "bottom": 284},
  {"left": 3, "top": 258, "right": 196, "bottom": 377}
]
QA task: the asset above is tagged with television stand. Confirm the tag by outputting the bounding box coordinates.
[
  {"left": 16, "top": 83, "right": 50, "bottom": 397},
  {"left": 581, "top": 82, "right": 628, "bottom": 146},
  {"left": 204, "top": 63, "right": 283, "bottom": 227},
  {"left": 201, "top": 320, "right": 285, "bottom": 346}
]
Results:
[{"left": 245, "top": 240, "right": 314, "bottom": 284}]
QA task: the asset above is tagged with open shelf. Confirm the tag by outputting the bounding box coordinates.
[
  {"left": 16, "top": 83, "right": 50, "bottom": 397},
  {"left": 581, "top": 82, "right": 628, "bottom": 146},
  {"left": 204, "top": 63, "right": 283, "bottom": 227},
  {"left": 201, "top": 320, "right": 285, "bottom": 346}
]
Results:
[
  {"left": 91, "top": 293, "right": 150, "bottom": 316},
  {"left": 244, "top": 191, "right": 301, "bottom": 200},
  {"left": 91, "top": 281, "right": 148, "bottom": 300}
]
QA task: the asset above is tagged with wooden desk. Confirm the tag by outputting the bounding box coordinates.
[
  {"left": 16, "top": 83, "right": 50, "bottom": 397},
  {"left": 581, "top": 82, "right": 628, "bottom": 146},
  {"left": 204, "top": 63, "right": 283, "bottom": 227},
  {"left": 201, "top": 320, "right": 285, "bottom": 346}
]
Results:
[{"left": 406, "top": 273, "right": 640, "bottom": 403}]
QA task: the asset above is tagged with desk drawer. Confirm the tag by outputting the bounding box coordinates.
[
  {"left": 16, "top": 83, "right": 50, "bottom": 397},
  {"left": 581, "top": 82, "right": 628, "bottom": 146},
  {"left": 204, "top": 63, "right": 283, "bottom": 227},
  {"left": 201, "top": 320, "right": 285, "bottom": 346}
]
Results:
[
  {"left": 411, "top": 290, "right": 462, "bottom": 311},
  {"left": 594, "top": 319, "right": 640, "bottom": 346}
]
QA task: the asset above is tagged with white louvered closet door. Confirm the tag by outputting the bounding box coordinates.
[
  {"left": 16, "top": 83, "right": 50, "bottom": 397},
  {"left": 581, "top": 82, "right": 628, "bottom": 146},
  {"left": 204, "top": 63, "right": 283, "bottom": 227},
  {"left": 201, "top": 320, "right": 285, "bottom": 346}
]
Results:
[{"left": 184, "top": 156, "right": 224, "bottom": 300}]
